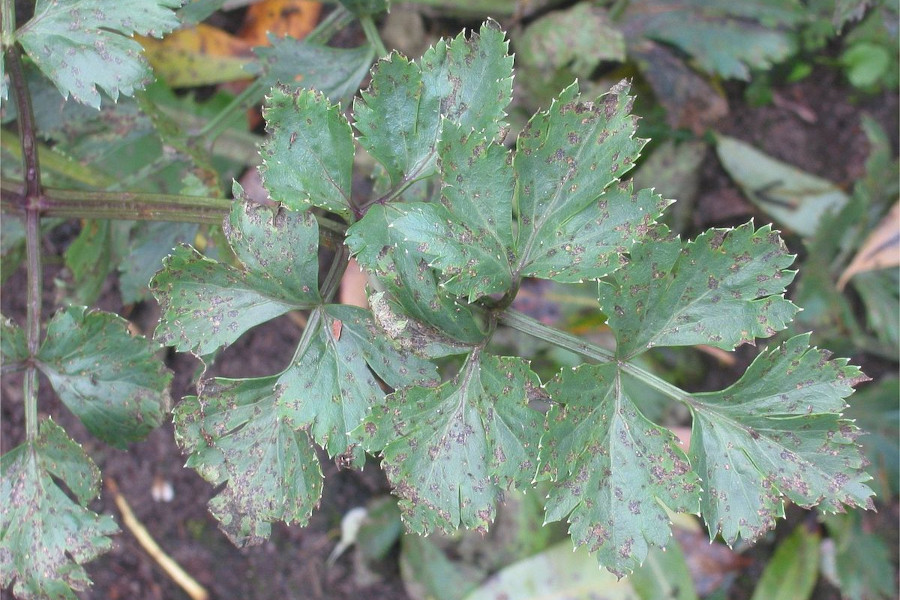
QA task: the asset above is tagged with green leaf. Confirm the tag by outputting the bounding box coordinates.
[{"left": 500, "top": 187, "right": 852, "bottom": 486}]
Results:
[
  {"left": 517, "top": 3, "right": 625, "bottom": 85},
  {"left": 750, "top": 525, "right": 819, "bottom": 600},
  {"left": 540, "top": 364, "right": 700, "bottom": 576},
  {"left": 175, "top": 376, "right": 324, "bottom": 546},
  {"left": 689, "top": 334, "right": 874, "bottom": 545},
  {"left": 276, "top": 304, "right": 438, "bottom": 467},
  {"left": 17, "top": 0, "right": 181, "bottom": 108},
  {"left": 388, "top": 125, "right": 515, "bottom": 300},
  {"left": 152, "top": 195, "right": 321, "bottom": 355},
  {"left": 626, "top": 0, "right": 804, "bottom": 80},
  {"left": 64, "top": 219, "right": 114, "bottom": 306},
  {"left": 369, "top": 291, "right": 479, "bottom": 358},
  {"left": 251, "top": 36, "right": 375, "bottom": 105},
  {"left": 715, "top": 135, "right": 850, "bottom": 237},
  {"left": 35, "top": 306, "right": 171, "bottom": 449},
  {"left": 347, "top": 202, "right": 488, "bottom": 347},
  {"left": 463, "top": 541, "right": 639, "bottom": 600},
  {"left": 1, "top": 314, "right": 27, "bottom": 364},
  {"left": 119, "top": 221, "right": 199, "bottom": 304},
  {"left": 400, "top": 534, "right": 482, "bottom": 600},
  {"left": 338, "top": 0, "right": 389, "bottom": 17},
  {"left": 260, "top": 86, "right": 355, "bottom": 218},
  {"left": 630, "top": 536, "right": 699, "bottom": 600},
  {"left": 354, "top": 21, "right": 513, "bottom": 189},
  {"left": 823, "top": 512, "right": 897, "bottom": 600},
  {"left": 600, "top": 223, "right": 798, "bottom": 359},
  {"left": 514, "top": 81, "right": 659, "bottom": 282},
  {"left": 358, "top": 353, "right": 543, "bottom": 534},
  {"left": 1, "top": 419, "right": 119, "bottom": 599}
]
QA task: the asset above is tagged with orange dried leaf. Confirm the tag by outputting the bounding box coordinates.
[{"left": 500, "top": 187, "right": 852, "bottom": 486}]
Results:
[{"left": 239, "top": 0, "right": 322, "bottom": 47}]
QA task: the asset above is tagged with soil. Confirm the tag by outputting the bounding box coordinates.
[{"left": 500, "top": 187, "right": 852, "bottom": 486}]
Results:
[{"left": 2, "top": 12, "right": 898, "bottom": 600}]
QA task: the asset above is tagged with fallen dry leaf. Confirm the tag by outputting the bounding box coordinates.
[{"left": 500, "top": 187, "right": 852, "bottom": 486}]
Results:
[
  {"left": 238, "top": 0, "right": 322, "bottom": 47},
  {"left": 837, "top": 201, "right": 900, "bottom": 290}
]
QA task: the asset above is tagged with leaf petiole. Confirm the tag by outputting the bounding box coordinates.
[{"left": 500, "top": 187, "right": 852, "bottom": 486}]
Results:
[{"left": 499, "top": 309, "right": 692, "bottom": 404}]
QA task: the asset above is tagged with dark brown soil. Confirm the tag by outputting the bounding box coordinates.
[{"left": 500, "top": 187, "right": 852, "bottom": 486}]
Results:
[{"left": 2, "top": 22, "right": 898, "bottom": 600}]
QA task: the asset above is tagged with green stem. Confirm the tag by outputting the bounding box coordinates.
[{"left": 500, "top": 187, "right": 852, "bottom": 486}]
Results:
[
  {"left": 1, "top": 180, "right": 232, "bottom": 223},
  {"left": 359, "top": 15, "right": 388, "bottom": 59},
  {"left": 6, "top": 32, "right": 42, "bottom": 442},
  {"left": 320, "top": 244, "right": 349, "bottom": 303},
  {"left": 499, "top": 309, "right": 692, "bottom": 404}
]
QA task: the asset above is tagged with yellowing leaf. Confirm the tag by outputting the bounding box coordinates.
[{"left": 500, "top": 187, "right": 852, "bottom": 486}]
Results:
[
  {"left": 140, "top": 24, "right": 254, "bottom": 87},
  {"left": 838, "top": 201, "right": 900, "bottom": 290}
]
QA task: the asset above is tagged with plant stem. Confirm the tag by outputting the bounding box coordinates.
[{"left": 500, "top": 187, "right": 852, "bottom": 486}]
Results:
[
  {"left": 320, "top": 245, "right": 349, "bottom": 303},
  {"left": 359, "top": 15, "right": 388, "bottom": 59},
  {"left": 5, "top": 33, "right": 42, "bottom": 442},
  {"left": 499, "top": 309, "right": 692, "bottom": 404}
]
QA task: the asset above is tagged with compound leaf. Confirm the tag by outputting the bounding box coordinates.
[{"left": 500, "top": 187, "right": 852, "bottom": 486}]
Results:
[
  {"left": 251, "top": 36, "right": 375, "bottom": 105},
  {"left": 354, "top": 21, "right": 513, "bottom": 188},
  {"left": 514, "top": 81, "right": 656, "bottom": 283},
  {"left": 260, "top": 87, "right": 355, "bottom": 219},
  {"left": 17, "top": 0, "right": 181, "bottom": 108},
  {"left": 152, "top": 196, "right": 321, "bottom": 355},
  {"left": 540, "top": 364, "right": 700, "bottom": 576},
  {"left": 358, "top": 353, "right": 543, "bottom": 534},
  {"left": 175, "top": 376, "right": 324, "bottom": 546},
  {"left": 601, "top": 223, "right": 798, "bottom": 359},
  {"left": 36, "top": 306, "right": 171, "bottom": 449},
  {"left": 276, "top": 304, "right": 438, "bottom": 467},
  {"left": 689, "top": 334, "right": 874, "bottom": 545},
  {"left": 1, "top": 419, "right": 119, "bottom": 599}
]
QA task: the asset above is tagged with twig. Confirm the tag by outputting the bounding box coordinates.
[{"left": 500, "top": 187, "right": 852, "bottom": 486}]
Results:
[{"left": 106, "top": 478, "right": 210, "bottom": 600}]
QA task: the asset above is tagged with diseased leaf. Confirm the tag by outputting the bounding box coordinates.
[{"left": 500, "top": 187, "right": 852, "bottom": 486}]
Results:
[
  {"left": 513, "top": 81, "right": 657, "bottom": 282},
  {"left": 358, "top": 353, "right": 543, "bottom": 534},
  {"left": 152, "top": 195, "right": 321, "bottom": 355},
  {"left": 689, "top": 334, "right": 874, "bottom": 545},
  {"left": 716, "top": 135, "right": 850, "bottom": 237},
  {"left": 388, "top": 124, "right": 515, "bottom": 300},
  {"left": 260, "top": 86, "right": 355, "bottom": 218},
  {"left": 347, "top": 202, "right": 488, "bottom": 347},
  {"left": 276, "top": 304, "right": 438, "bottom": 467},
  {"left": 354, "top": 21, "right": 513, "bottom": 188},
  {"left": 540, "top": 364, "right": 700, "bottom": 576},
  {"left": 175, "top": 376, "right": 324, "bottom": 546},
  {"left": 600, "top": 223, "right": 798, "bottom": 359},
  {"left": 251, "top": 36, "right": 375, "bottom": 104},
  {"left": 0, "top": 420, "right": 119, "bottom": 599},
  {"left": 17, "top": 0, "right": 182, "bottom": 108},
  {"left": 36, "top": 306, "right": 171, "bottom": 449}
]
